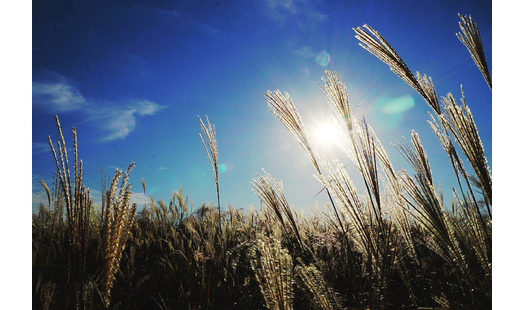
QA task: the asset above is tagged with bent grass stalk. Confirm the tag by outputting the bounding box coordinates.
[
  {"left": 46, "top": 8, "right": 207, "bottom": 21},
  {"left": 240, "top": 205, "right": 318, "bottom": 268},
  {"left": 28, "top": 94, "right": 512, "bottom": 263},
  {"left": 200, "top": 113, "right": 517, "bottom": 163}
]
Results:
[{"left": 457, "top": 13, "right": 492, "bottom": 89}]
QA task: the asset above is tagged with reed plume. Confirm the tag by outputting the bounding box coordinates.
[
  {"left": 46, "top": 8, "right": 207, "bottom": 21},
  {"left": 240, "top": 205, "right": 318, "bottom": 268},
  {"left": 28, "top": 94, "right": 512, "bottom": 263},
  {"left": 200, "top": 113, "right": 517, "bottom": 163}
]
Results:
[
  {"left": 265, "top": 90, "right": 320, "bottom": 174},
  {"left": 457, "top": 13, "right": 492, "bottom": 89},
  {"left": 440, "top": 88, "right": 492, "bottom": 208},
  {"left": 318, "top": 71, "right": 354, "bottom": 134}
]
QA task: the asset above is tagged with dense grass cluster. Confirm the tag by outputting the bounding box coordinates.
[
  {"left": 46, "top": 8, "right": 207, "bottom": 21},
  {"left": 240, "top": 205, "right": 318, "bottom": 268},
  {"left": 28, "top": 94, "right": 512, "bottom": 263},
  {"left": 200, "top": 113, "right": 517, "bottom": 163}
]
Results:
[{"left": 33, "top": 14, "right": 491, "bottom": 309}]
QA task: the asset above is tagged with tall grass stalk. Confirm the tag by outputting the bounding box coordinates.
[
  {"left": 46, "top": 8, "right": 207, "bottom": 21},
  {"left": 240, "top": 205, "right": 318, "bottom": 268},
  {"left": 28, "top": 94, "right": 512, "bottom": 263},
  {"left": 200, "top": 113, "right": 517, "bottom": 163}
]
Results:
[
  {"left": 198, "top": 115, "right": 221, "bottom": 225},
  {"left": 47, "top": 115, "right": 95, "bottom": 308}
]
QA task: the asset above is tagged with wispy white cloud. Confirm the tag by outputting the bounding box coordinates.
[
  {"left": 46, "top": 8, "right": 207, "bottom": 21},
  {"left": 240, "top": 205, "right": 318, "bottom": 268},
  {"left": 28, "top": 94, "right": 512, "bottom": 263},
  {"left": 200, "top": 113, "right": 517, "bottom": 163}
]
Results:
[
  {"left": 32, "top": 82, "right": 87, "bottom": 112},
  {"left": 32, "top": 174, "right": 43, "bottom": 192},
  {"left": 33, "top": 72, "right": 167, "bottom": 142},
  {"left": 130, "top": 192, "right": 149, "bottom": 206},
  {"left": 262, "top": 0, "right": 328, "bottom": 26},
  {"left": 294, "top": 46, "right": 315, "bottom": 58},
  {"left": 88, "top": 100, "right": 167, "bottom": 141},
  {"left": 150, "top": 6, "right": 220, "bottom": 38},
  {"left": 32, "top": 141, "right": 51, "bottom": 154},
  {"left": 193, "top": 22, "right": 221, "bottom": 38}
]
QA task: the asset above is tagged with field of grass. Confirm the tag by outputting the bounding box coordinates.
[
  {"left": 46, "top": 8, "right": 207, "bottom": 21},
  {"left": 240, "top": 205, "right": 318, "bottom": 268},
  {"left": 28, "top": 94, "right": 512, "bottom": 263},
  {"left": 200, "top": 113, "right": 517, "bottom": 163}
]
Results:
[{"left": 32, "top": 14, "right": 491, "bottom": 310}]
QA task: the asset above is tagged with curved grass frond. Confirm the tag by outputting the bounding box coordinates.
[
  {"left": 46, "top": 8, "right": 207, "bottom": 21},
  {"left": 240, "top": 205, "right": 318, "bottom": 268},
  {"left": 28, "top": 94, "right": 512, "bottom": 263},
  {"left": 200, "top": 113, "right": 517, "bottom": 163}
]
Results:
[
  {"left": 457, "top": 13, "right": 492, "bottom": 89},
  {"left": 353, "top": 25, "right": 440, "bottom": 114},
  {"left": 395, "top": 134, "right": 477, "bottom": 303},
  {"left": 394, "top": 131, "right": 433, "bottom": 187}
]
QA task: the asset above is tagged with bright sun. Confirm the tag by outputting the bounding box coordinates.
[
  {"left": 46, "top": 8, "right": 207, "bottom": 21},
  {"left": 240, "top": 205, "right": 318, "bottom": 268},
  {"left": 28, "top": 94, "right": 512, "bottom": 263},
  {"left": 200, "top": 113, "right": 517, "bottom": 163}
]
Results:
[{"left": 313, "top": 122, "right": 339, "bottom": 148}]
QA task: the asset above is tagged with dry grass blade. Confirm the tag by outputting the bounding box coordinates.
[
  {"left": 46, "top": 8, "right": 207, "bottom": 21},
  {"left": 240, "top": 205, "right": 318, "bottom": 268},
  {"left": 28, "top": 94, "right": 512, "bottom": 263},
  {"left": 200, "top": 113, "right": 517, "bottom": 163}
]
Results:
[
  {"left": 265, "top": 90, "right": 320, "bottom": 174},
  {"left": 197, "top": 115, "right": 221, "bottom": 221},
  {"left": 457, "top": 13, "right": 492, "bottom": 89},
  {"left": 353, "top": 25, "right": 440, "bottom": 114}
]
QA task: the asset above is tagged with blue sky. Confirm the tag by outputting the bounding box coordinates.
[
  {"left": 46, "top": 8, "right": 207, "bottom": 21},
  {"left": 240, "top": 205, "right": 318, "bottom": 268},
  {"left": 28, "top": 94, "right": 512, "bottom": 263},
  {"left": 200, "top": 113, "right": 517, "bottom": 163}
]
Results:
[{"left": 31, "top": 0, "right": 492, "bottom": 214}]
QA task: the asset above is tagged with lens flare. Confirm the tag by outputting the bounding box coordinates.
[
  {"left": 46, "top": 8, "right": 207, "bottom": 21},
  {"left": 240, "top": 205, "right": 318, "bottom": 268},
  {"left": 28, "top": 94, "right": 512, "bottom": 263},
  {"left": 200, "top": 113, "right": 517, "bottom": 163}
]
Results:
[
  {"left": 315, "top": 51, "right": 330, "bottom": 66},
  {"left": 381, "top": 95, "right": 415, "bottom": 114},
  {"left": 218, "top": 161, "right": 235, "bottom": 173}
]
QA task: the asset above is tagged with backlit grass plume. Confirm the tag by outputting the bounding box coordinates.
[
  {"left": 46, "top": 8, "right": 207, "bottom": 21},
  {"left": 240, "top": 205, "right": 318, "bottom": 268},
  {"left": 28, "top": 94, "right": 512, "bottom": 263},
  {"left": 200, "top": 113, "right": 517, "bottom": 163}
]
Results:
[
  {"left": 198, "top": 115, "right": 221, "bottom": 223},
  {"left": 318, "top": 71, "right": 354, "bottom": 133},
  {"left": 252, "top": 170, "right": 305, "bottom": 252},
  {"left": 353, "top": 25, "right": 440, "bottom": 114},
  {"left": 440, "top": 88, "right": 492, "bottom": 208},
  {"left": 266, "top": 85, "right": 345, "bottom": 243}
]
